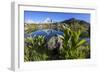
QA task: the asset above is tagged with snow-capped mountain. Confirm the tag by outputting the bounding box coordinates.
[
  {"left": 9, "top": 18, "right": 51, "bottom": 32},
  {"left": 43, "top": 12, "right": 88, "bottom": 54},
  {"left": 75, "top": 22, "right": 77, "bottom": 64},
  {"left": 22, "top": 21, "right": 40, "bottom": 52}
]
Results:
[{"left": 43, "top": 17, "right": 53, "bottom": 23}]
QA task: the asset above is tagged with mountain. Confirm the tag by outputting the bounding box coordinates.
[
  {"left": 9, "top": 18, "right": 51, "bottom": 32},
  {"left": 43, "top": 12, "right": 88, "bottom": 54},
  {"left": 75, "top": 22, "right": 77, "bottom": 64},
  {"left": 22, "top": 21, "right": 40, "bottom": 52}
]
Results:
[
  {"left": 59, "top": 18, "right": 90, "bottom": 37},
  {"left": 60, "top": 18, "right": 90, "bottom": 25},
  {"left": 60, "top": 18, "right": 90, "bottom": 31},
  {"left": 43, "top": 17, "right": 53, "bottom": 23}
]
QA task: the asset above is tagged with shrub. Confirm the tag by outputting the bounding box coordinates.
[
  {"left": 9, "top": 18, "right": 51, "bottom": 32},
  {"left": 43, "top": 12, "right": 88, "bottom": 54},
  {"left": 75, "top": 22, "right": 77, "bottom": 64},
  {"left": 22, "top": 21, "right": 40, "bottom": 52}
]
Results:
[{"left": 60, "top": 25, "right": 90, "bottom": 59}]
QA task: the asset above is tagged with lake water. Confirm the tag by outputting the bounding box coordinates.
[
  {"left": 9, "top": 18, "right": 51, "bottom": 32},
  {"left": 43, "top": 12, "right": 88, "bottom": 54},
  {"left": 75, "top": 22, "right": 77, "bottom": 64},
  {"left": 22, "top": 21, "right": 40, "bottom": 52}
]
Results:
[
  {"left": 24, "top": 29, "right": 90, "bottom": 44},
  {"left": 30, "top": 29, "right": 64, "bottom": 39}
]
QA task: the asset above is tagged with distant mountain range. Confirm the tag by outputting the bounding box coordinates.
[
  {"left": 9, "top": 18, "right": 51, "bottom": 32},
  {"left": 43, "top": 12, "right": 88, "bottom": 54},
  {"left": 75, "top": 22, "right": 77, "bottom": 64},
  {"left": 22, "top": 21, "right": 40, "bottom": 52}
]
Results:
[
  {"left": 59, "top": 18, "right": 90, "bottom": 35},
  {"left": 44, "top": 18, "right": 90, "bottom": 26},
  {"left": 25, "top": 18, "right": 90, "bottom": 27},
  {"left": 60, "top": 18, "right": 90, "bottom": 25}
]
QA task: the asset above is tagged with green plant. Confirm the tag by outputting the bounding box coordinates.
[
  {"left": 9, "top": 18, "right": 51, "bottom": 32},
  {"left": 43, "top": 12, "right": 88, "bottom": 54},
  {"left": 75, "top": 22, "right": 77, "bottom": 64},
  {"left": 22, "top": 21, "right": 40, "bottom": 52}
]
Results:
[
  {"left": 24, "top": 36, "right": 49, "bottom": 61},
  {"left": 60, "top": 25, "right": 90, "bottom": 59}
]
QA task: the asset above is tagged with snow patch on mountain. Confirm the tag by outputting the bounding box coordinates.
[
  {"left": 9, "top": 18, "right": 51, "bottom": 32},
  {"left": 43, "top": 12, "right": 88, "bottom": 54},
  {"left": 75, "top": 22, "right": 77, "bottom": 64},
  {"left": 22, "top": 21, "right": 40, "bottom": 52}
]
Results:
[{"left": 43, "top": 17, "right": 53, "bottom": 23}]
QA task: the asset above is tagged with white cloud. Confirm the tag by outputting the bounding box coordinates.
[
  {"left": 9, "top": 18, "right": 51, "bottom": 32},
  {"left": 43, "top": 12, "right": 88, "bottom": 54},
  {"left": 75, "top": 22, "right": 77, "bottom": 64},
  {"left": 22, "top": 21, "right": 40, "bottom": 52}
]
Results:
[{"left": 25, "top": 19, "right": 35, "bottom": 24}]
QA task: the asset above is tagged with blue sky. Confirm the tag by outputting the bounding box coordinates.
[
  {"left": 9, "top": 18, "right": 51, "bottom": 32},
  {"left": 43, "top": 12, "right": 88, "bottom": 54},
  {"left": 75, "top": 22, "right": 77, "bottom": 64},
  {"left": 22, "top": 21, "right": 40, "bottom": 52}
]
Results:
[{"left": 24, "top": 11, "right": 90, "bottom": 23}]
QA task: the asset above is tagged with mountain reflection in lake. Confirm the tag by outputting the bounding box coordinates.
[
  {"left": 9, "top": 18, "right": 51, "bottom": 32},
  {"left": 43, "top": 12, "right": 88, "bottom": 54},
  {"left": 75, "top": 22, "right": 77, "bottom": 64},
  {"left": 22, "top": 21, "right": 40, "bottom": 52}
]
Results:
[
  {"left": 25, "top": 29, "right": 64, "bottom": 40},
  {"left": 24, "top": 29, "right": 90, "bottom": 44},
  {"left": 24, "top": 29, "right": 90, "bottom": 50},
  {"left": 24, "top": 29, "right": 64, "bottom": 50}
]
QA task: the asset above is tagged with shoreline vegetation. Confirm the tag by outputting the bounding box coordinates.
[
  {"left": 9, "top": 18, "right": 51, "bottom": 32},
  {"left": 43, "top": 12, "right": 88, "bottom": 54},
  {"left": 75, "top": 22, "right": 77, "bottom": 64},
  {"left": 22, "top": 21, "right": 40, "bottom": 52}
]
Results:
[{"left": 24, "top": 18, "right": 90, "bottom": 62}]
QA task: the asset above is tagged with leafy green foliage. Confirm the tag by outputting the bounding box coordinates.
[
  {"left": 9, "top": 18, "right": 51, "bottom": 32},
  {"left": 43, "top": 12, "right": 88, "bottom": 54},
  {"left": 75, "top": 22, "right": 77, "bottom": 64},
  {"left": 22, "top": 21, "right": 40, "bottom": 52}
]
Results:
[
  {"left": 60, "top": 25, "right": 90, "bottom": 59},
  {"left": 24, "top": 36, "right": 49, "bottom": 61}
]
